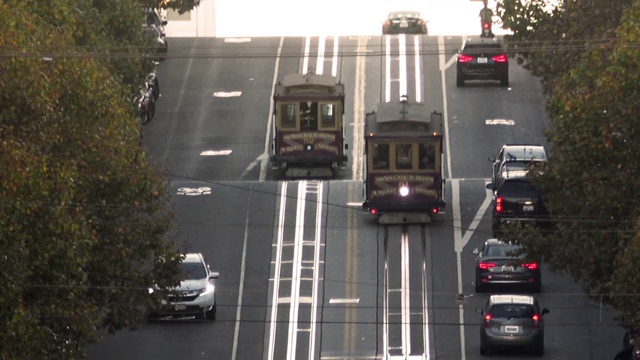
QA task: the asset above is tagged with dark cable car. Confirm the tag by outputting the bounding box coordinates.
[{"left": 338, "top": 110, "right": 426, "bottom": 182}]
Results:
[
  {"left": 363, "top": 99, "right": 446, "bottom": 224},
  {"left": 271, "top": 73, "right": 348, "bottom": 177}
]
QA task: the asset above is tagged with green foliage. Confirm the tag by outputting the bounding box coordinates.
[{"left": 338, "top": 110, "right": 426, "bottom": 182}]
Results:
[
  {"left": 0, "top": 1, "right": 182, "bottom": 357},
  {"left": 140, "top": 0, "right": 204, "bottom": 15},
  {"left": 498, "top": 0, "right": 640, "bottom": 333}
]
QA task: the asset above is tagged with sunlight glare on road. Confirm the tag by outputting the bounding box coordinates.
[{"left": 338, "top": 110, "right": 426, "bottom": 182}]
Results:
[{"left": 215, "top": 0, "right": 508, "bottom": 37}]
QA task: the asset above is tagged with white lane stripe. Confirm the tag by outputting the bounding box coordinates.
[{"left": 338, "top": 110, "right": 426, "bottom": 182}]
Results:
[
  {"left": 268, "top": 182, "right": 288, "bottom": 360},
  {"left": 422, "top": 230, "right": 431, "bottom": 360},
  {"left": 303, "top": 36, "right": 311, "bottom": 74},
  {"left": 316, "top": 36, "right": 326, "bottom": 75},
  {"left": 287, "top": 181, "right": 307, "bottom": 360},
  {"left": 398, "top": 34, "right": 407, "bottom": 101},
  {"left": 383, "top": 233, "right": 390, "bottom": 357},
  {"left": 309, "top": 181, "right": 323, "bottom": 359},
  {"left": 332, "top": 36, "right": 339, "bottom": 78},
  {"left": 385, "top": 35, "right": 391, "bottom": 103},
  {"left": 258, "top": 37, "right": 284, "bottom": 181},
  {"left": 231, "top": 207, "right": 251, "bottom": 360},
  {"left": 413, "top": 35, "right": 422, "bottom": 103},
  {"left": 401, "top": 230, "right": 411, "bottom": 355}
]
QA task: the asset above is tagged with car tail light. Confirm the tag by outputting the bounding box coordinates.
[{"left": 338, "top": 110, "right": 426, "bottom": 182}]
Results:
[
  {"left": 495, "top": 197, "right": 503, "bottom": 213},
  {"left": 370, "top": 208, "right": 377, "bottom": 215},
  {"left": 482, "top": 22, "right": 491, "bottom": 29},
  {"left": 479, "top": 262, "right": 496, "bottom": 270},
  {"left": 533, "top": 313, "right": 540, "bottom": 328},
  {"left": 492, "top": 54, "right": 508, "bottom": 63},
  {"left": 432, "top": 207, "right": 439, "bottom": 214},
  {"left": 484, "top": 314, "right": 492, "bottom": 328},
  {"left": 458, "top": 54, "right": 474, "bottom": 63},
  {"left": 522, "top": 262, "right": 538, "bottom": 270}
]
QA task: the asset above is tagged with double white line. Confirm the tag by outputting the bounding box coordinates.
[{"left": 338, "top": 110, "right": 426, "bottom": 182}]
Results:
[{"left": 268, "top": 181, "right": 324, "bottom": 360}]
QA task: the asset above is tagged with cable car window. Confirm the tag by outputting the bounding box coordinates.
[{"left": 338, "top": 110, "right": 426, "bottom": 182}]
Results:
[
  {"left": 280, "top": 103, "right": 297, "bottom": 129},
  {"left": 372, "top": 143, "right": 389, "bottom": 170},
  {"left": 419, "top": 143, "right": 436, "bottom": 170},
  {"left": 320, "top": 103, "right": 337, "bottom": 129},
  {"left": 395, "top": 144, "right": 413, "bottom": 170},
  {"left": 300, "top": 101, "right": 317, "bottom": 130}
]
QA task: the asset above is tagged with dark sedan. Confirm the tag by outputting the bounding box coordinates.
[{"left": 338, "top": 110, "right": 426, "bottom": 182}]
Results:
[
  {"left": 382, "top": 11, "right": 428, "bottom": 35},
  {"left": 456, "top": 37, "right": 508, "bottom": 86},
  {"left": 473, "top": 238, "right": 541, "bottom": 293}
]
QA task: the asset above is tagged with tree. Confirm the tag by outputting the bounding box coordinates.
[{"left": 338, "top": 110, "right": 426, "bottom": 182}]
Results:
[
  {"left": 0, "top": 1, "right": 182, "bottom": 357},
  {"left": 141, "top": 0, "right": 204, "bottom": 15},
  {"left": 497, "top": 0, "right": 640, "bottom": 336}
]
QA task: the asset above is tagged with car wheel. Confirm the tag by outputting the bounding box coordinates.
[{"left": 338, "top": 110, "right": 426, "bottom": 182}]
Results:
[
  {"left": 457, "top": 74, "right": 465, "bottom": 87},
  {"left": 500, "top": 74, "right": 509, "bottom": 87},
  {"left": 140, "top": 111, "right": 149, "bottom": 125},
  {"left": 206, "top": 304, "right": 217, "bottom": 320}
]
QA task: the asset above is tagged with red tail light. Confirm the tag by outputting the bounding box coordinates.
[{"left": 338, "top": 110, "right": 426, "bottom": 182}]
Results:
[
  {"left": 432, "top": 207, "right": 439, "bottom": 214},
  {"left": 522, "top": 262, "right": 538, "bottom": 270},
  {"left": 370, "top": 208, "right": 377, "bottom": 215},
  {"left": 492, "top": 54, "right": 508, "bottom": 63},
  {"left": 532, "top": 313, "right": 540, "bottom": 328},
  {"left": 483, "top": 22, "right": 491, "bottom": 29},
  {"left": 484, "top": 314, "right": 492, "bottom": 328},
  {"left": 495, "top": 197, "right": 503, "bottom": 213},
  {"left": 479, "top": 262, "right": 496, "bottom": 270},
  {"left": 458, "top": 54, "right": 474, "bottom": 63}
]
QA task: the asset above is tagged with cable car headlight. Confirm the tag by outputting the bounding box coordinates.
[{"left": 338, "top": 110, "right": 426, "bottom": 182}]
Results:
[
  {"left": 305, "top": 144, "right": 313, "bottom": 151},
  {"left": 398, "top": 182, "right": 410, "bottom": 197}
]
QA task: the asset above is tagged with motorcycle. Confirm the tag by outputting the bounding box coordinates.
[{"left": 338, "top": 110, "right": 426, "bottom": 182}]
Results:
[
  {"left": 481, "top": 21, "right": 494, "bottom": 38},
  {"left": 134, "top": 85, "right": 155, "bottom": 124}
]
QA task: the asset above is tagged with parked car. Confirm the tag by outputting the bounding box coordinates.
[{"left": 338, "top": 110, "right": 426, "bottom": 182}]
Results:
[
  {"left": 143, "top": 8, "right": 167, "bottom": 36},
  {"left": 491, "top": 170, "right": 549, "bottom": 237},
  {"left": 473, "top": 238, "right": 541, "bottom": 293},
  {"left": 382, "top": 10, "right": 428, "bottom": 35},
  {"left": 477, "top": 294, "right": 549, "bottom": 356},
  {"left": 456, "top": 37, "right": 508, "bottom": 86},
  {"left": 141, "top": 24, "right": 167, "bottom": 61},
  {"left": 489, "top": 144, "right": 547, "bottom": 189},
  {"left": 149, "top": 253, "right": 220, "bottom": 320},
  {"left": 615, "top": 330, "right": 640, "bottom": 360}
]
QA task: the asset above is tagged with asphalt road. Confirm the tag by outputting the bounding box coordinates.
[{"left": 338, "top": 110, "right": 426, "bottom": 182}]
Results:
[{"left": 88, "top": 35, "right": 625, "bottom": 360}]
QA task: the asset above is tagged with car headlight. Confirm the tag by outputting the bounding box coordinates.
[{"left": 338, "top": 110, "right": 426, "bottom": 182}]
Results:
[{"left": 199, "top": 282, "right": 215, "bottom": 296}]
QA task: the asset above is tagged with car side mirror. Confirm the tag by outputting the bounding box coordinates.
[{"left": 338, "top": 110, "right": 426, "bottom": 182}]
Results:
[
  {"left": 472, "top": 248, "right": 480, "bottom": 255},
  {"left": 485, "top": 182, "right": 493, "bottom": 190},
  {"left": 541, "top": 308, "right": 550, "bottom": 315},
  {"left": 475, "top": 307, "right": 484, "bottom": 315},
  {"left": 488, "top": 156, "right": 496, "bottom": 162},
  {"left": 209, "top": 272, "right": 220, "bottom": 280}
]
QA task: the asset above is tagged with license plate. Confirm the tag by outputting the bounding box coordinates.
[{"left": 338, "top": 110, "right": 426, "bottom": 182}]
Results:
[
  {"left": 523, "top": 205, "right": 534, "bottom": 212},
  {"left": 400, "top": 22, "right": 409, "bottom": 28},
  {"left": 477, "top": 57, "right": 488, "bottom": 63},
  {"left": 174, "top": 304, "right": 187, "bottom": 311},
  {"left": 504, "top": 325, "right": 519, "bottom": 333},
  {"left": 501, "top": 265, "right": 514, "bottom": 272}
]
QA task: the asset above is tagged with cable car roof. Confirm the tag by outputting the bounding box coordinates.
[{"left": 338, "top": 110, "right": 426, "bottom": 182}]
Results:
[{"left": 365, "top": 101, "right": 443, "bottom": 137}]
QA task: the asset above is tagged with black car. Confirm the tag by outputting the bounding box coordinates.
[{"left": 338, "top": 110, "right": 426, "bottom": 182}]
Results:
[
  {"left": 382, "top": 11, "right": 428, "bottom": 35},
  {"left": 456, "top": 37, "right": 508, "bottom": 86},
  {"left": 477, "top": 294, "right": 549, "bottom": 356},
  {"left": 489, "top": 144, "right": 547, "bottom": 189},
  {"left": 473, "top": 238, "right": 541, "bottom": 293},
  {"left": 491, "top": 170, "right": 548, "bottom": 236}
]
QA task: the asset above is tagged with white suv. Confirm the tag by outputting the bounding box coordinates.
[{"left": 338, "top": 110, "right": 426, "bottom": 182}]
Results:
[{"left": 151, "top": 253, "right": 220, "bottom": 320}]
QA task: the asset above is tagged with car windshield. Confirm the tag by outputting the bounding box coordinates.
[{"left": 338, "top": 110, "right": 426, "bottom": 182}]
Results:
[
  {"left": 490, "top": 304, "right": 535, "bottom": 318},
  {"left": 485, "top": 243, "right": 522, "bottom": 257},
  {"left": 181, "top": 262, "right": 207, "bottom": 280},
  {"left": 500, "top": 179, "right": 539, "bottom": 197},
  {"left": 389, "top": 12, "right": 419, "bottom": 19}
]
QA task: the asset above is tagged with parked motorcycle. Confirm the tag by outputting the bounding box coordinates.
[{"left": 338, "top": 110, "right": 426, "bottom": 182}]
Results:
[
  {"left": 146, "top": 72, "right": 160, "bottom": 101},
  {"left": 134, "top": 86, "right": 155, "bottom": 124}
]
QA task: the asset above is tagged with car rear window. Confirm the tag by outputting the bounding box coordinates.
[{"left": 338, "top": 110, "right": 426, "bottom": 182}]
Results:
[
  {"left": 485, "top": 244, "right": 522, "bottom": 257},
  {"left": 489, "top": 304, "right": 535, "bottom": 318},
  {"left": 499, "top": 179, "right": 539, "bottom": 198},
  {"left": 463, "top": 44, "right": 504, "bottom": 52}
]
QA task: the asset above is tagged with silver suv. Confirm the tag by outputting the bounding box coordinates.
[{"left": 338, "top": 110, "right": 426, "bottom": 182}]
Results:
[
  {"left": 488, "top": 144, "right": 547, "bottom": 189},
  {"left": 477, "top": 294, "right": 549, "bottom": 356},
  {"left": 151, "top": 253, "right": 220, "bottom": 320}
]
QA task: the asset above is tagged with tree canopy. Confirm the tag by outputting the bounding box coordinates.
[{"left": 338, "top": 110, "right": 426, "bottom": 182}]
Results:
[
  {"left": 0, "top": 0, "right": 197, "bottom": 357},
  {"left": 497, "top": 0, "right": 640, "bottom": 338}
]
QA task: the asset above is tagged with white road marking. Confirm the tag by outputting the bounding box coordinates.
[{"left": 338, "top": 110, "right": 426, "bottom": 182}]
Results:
[
  {"left": 303, "top": 36, "right": 311, "bottom": 74},
  {"left": 213, "top": 91, "right": 242, "bottom": 97},
  {"left": 398, "top": 34, "right": 407, "bottom": 101},
  {"left": 329, "top": 298, "right": 360, "bottom": 304},
  {"left": 224, "top": 37, "right": 251, "bottom": 43},
  {"left": 352, "top": 36, "right": 368, "bottom": 181},
  {"left": 413, "top": 35, "right": 422, "bottom": 103},
  {"left": 200, "top": 150, "right": 232, "bottom": 156},
  {"left": 485, "top": 119, "right": 515, "bottom": 125},
  {"left": 316, "top": 35, "right": 326, "bottom": 75}
]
